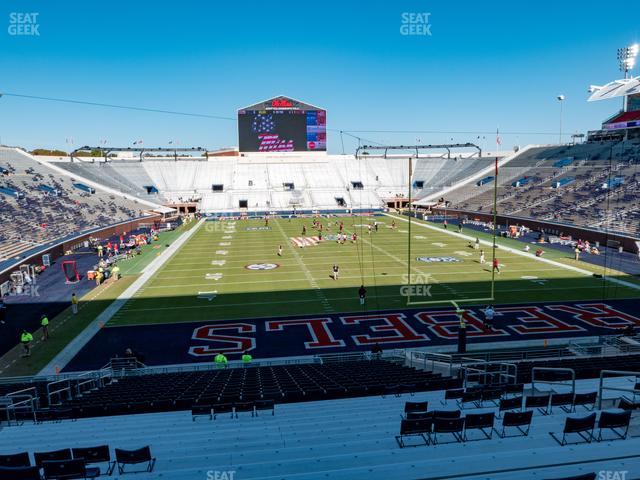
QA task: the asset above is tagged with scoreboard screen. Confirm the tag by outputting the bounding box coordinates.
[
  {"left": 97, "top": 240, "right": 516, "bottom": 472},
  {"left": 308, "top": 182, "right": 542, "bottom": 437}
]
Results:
[{"left": 238, "top": 98, "right": 326, "bottom": 152}]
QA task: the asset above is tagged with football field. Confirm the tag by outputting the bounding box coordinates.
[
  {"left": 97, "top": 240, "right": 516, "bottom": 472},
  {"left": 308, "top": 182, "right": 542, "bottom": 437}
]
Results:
[{"left": 107, "top": 214, "right": 640, "bottom": 327}]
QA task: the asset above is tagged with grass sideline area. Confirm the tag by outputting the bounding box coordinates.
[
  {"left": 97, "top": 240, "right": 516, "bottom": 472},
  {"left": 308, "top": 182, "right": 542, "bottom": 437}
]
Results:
[
  {"left": 0, "top": 221, "right": 195, "bottom": 378},
  {"left": 0, "top": 276, "right": 136, "bottom": 377},
  {"left": 103, "top": 214, "right": 639, "bottom": 327}
]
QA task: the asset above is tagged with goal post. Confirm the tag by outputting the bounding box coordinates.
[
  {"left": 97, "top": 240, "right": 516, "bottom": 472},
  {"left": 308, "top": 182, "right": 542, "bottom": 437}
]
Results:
[{"left": 355, "top": 143, "right": 499, "bottom": 308}]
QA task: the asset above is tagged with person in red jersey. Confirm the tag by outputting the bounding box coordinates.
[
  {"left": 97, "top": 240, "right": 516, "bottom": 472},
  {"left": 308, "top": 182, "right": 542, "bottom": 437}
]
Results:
[{"left": 492, "top": 257, "right": 500, "bottom": 274}]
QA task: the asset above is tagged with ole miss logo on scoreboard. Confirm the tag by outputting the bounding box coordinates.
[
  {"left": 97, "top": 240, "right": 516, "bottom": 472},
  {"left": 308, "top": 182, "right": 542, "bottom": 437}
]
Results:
[{"left": 271, "top": 98, "right": 295, "bottom": 108}]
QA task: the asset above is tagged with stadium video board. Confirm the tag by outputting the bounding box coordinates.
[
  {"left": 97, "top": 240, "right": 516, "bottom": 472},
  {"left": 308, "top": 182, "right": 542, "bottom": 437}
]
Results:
[{"left": 238, "top": 97, "right": 326, "bottom": 152}]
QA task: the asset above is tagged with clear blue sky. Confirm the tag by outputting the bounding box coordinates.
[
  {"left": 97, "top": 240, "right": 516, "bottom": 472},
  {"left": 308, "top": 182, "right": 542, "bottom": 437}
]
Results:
[{"left": 0, "top": 0, "right": 638, "bottom": 153}]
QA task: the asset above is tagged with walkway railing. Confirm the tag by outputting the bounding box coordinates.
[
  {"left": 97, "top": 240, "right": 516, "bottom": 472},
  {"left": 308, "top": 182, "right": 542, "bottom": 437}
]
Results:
[
  {"left": 531, "top": 367, "right": 576, "bottom": 396},
  {"left": 0, "top": 387, "right": 39, "bottom": 425},
  {"left": 598, "top": 369, "right": 640, "bottom": 410},
  {"left": 462, "top": 362, "right": 518, "bottom": 387},
  {"left": 47, "top": 378, "right": 73, "bottom": 406}
]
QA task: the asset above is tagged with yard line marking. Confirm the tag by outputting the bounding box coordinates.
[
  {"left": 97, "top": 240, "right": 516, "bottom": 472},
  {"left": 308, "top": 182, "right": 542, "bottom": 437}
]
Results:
[
  {"left": 112, "top": 282, "right": 633, "bottom": 319},
  {"left": 274, "top": 218, "right": 333, "bottom": 313},
  {"left": 143, "top": 266, "right": 593, "bottom": 289},
  {"left": 385, "top": 213, "right": 640, "bottom": 292},
  {"left": 353, "top": 226, "right": 461, "bottom": 298},
  {"left": 39, "top": 219, "right": 205, "bottom": 374},
  {"left": 197, "top": 291, "right": 217, "bottom": 301}
]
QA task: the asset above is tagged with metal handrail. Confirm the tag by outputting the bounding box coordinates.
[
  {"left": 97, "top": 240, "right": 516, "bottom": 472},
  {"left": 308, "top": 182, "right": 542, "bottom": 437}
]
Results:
[
  {"left": 317, "top": 352, "right": 369, "bottom": 363},
  {"left": 0, "top": 393, "right": 38, "bottom": 424},
  {"left": 531, "top": 367, "right": 575, "bottom": 396},
  {"left": 75, "top": 371, "right": 99, "bottom": 396},
  {"left": 47, "top": 379, "right": 72, "bottom": 406},
  {"left": 598, "top": 369, "right": 640, "bottom": 410},
  {"left": 408, "top": 351, "right": 484, "bottom": 376},
  {"left": 114, "top": 356, "right": 320, "bottom": 377},
  {"left": 6, "top": 386, "right": 38, "bottom": 401},
  {"left": 462, "top": 362, "right": 518, "bottom": 387}
]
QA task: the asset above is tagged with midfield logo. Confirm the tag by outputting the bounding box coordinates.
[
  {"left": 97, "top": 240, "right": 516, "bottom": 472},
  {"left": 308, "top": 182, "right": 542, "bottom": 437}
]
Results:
[{"left": 245, "top": 263, "right": 279, "bottom": 270}]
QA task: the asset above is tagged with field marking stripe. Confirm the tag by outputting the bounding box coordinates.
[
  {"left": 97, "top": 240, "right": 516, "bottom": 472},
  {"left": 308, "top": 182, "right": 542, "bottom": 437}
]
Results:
[
  {"left": 152, "top": 265, "right": 572, "bottom": 280},
  {"left": 111, "top": 283, "right": 637, "bottom": 320},
  {"left": 140, "top": 268, "right": 596, "bottom": 289},
  {"left": 385, "top": 213, "right": 640, "bottom": 292},
  {"left": 37, "top": 219, "right": 206, "bottom": 375},
  {"left": 264, "top": 219, "right": 329, "bottom": 310}
]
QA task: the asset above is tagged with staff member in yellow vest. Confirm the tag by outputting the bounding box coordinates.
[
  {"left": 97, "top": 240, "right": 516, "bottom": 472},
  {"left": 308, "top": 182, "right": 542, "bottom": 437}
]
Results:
[
  {"left": 41, "top": 314, "right": 49, "bottom": 340},
  {"left": 20, "top": 330, "right": 33, "bottom": 357},
  {"left": 71, "top": 293, "right": 78, "bottom": 314},
  {"left": 241, "top": 351, "right": 252, "bottom": 365},
  {"left": 214, "top": 353, "right": 228, "bottom": 368},
  {"left": 111, "top": 265, "right": 121, "bottom": 281}
]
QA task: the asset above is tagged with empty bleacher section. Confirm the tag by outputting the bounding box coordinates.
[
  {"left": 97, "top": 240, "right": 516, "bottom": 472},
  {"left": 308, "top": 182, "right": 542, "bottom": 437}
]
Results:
[
  {"left": 2, "top": 354, "right": 640, "bottom": 479},
  {"left": 12, "top": 360, "right": 459, "bottom": 417},
  {"left": 443, "top": 142, "right": 640, "bottom": 236},
  {"left": 46, "top": 153, "right": 495, "bottom": 214},
  {"left": 0, "top": 148, "right": 161, "bottom": 261},
  {"left": 58, "top": 160, "right": 161, "bottom": 200}
]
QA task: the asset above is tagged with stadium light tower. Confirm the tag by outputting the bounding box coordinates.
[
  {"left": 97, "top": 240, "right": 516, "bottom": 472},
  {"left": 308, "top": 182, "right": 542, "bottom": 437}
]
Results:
[
  {"left": 556, "top": 95, "right": 565, "bottom": 144},
  {"left": 618, "top": 43, "right": 639, "bottom": 111},
  {"left": 618, "top": 43, "right": 639, "bottom": 78}
]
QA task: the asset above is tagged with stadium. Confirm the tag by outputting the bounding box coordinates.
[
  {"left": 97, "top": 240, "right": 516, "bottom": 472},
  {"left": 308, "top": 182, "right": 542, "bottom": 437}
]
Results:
[{"left": 1, "top": 4, "right": 640, "bottom": 479}]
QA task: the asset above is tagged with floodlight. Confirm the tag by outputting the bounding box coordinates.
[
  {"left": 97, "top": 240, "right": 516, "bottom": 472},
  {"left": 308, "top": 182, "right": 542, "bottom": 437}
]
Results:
[{"left": 619, "top": 43, "right": 640, "bottom": 75}]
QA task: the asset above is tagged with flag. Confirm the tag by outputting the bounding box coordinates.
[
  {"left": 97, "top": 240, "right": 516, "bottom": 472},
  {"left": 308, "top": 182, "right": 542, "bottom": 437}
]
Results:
[{"left": 496, "top": 128, "right": 502, "bottom": 147}]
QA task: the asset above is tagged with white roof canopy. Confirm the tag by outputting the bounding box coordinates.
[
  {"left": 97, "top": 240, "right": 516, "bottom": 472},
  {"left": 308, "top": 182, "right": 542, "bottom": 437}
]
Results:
[{"left": 588, "top": 77, "right": 640, "bottom": 101}]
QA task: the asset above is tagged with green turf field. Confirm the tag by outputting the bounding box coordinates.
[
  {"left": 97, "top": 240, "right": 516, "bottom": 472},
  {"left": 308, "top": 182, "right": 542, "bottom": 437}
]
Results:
[{"left": 106, "top": 214, "right": 640, "bottom": 327}]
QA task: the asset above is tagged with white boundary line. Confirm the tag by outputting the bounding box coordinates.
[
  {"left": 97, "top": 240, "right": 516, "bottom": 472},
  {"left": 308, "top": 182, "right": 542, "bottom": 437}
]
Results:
[
  {"left": 38, "top": 219, "right": 205, "bottom": 375},
  {"left": 385, "top": 213, "right": 640, "bottom": 292}
]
